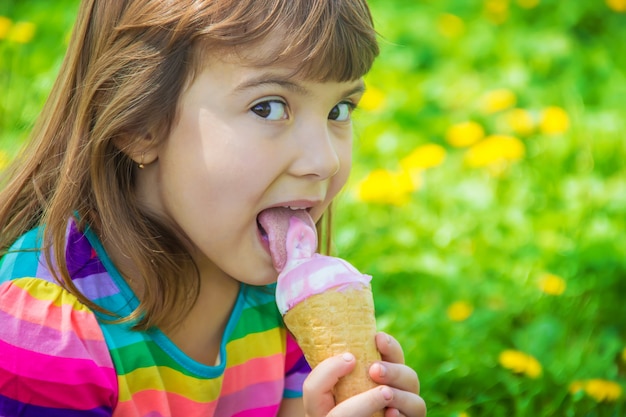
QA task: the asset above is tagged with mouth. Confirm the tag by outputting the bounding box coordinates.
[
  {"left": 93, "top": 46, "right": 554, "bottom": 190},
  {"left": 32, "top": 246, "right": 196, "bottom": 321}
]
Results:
[
  {"left": 257, "top": 218, "right": 269, "bottom": 243},
  {"left": 256, "top": 205, "right": 316, "bottom": 269},
  {"left": 257, "top": 206, "right": 313, "bottom": 239}
]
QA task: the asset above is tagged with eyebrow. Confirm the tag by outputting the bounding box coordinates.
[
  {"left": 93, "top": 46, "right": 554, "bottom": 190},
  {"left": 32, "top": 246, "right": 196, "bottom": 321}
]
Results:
[
  {"left": 233, "top": 73, "right": 366, "bottom": 99},
  {"left": 234, "top": 74, "right": 311, "bottom": 96},
  {"left": 343, "top": 81, "right": 367, "bottom": 98}
]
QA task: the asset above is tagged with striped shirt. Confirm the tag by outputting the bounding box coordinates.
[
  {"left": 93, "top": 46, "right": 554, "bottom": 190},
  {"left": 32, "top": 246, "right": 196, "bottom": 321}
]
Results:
[{"left": 0, "top": 221, "right": 310, "bottom": 416}]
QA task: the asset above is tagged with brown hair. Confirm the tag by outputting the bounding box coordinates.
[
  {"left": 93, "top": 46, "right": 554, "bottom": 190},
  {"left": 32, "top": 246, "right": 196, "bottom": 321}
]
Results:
[{"left": 0, "top": 0, "right": 379, "bottom": 330}]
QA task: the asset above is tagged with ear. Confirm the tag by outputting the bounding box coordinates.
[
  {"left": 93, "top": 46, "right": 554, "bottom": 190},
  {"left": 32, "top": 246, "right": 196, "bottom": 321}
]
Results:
[{"left": 112, "top": 134, "right": 158, "bottom": 167}]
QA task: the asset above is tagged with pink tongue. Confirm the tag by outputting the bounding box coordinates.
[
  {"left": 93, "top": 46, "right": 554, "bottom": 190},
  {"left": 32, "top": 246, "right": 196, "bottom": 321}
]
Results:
[{"left": 258, "top": 207, "right": 317, "bottom": 272}]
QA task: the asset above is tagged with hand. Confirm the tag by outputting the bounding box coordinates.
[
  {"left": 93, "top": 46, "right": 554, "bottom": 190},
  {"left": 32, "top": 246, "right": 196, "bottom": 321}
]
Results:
[
  {"left": 368, "top": 332, "right": 426, "bottom": 417},
  {"left": 302, "top": 332, "right": 426, "bottom": 417}
]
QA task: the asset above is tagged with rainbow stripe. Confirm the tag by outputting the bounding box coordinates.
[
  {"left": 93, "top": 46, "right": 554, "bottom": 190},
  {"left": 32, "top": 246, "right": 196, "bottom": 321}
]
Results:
[{"left": 0, "top": 222, "right": 309, "bottom": 416}]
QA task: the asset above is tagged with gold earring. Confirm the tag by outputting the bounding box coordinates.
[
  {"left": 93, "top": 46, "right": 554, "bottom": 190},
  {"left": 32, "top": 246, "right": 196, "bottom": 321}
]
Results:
[{"left": 138, "top": 153, "right": 145, "bottom": 169}]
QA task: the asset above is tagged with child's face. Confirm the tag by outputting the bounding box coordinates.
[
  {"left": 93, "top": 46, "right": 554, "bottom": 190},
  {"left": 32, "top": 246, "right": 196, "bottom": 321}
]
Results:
[{"left": 138, "top": 50, "right": 365, "bottom": 285}]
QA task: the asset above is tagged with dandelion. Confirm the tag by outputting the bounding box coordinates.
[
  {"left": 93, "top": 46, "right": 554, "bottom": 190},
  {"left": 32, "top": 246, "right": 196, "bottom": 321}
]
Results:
[
  {"left": 8, "top": 21, "right": 36, "bottom": 44},
  {"left": 445, "top": 121, "right": 485, "bottom": 148},
  {"left": 464, "top": 135, "right": 525, "bottom": 168},
  {"left": 498, "top": 349, "right": 542, "bottom": 378},
  {"left": 446, "top": 301, "right": 473, "bottom": 322},
  {"left": 400, "top": 143, "right": 447, "bottom": 171},
  {"left": 570, "top": 379, "right": 623, "bottom": 402},
  {"left": 606, "top": 0, "right": 626, "bottom": 12},
  {"left": 359, "top": 86, "right": 386, "bottom": 112},
  {"left": 503, "top": 108, "right": 535, "bottom": 136},
  {"left": 583, "top": 379, "right": 623, "bottom": 402},
  {"left": 356, "top": 168, "right": 416, "bottom": 206},
  {"left": 538, "top": 273, "right": 566, "bottom": 296},
  {"left": 539, "top": 106, "right": 570, "bottom": 135},
  {"left": 0, "top": 150, "right": 10, "bottom": 171},
  {"left": 0, "top": 16, "right": 12, "bottom": 40},
  {"left": 437, "top": 13, "right": 465, "bottom": 38},
  {"left": 484, "top": 0, "right": 510, "bottom": 24},
  {"left": 479, "top": 89, "right": 517, "bottom": 114},
  {"left": 517, "top": 0, "right": 540, "bottom": 8}
]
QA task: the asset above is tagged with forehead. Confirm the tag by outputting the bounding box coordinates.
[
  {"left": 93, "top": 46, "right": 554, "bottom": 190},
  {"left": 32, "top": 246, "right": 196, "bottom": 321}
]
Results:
[{"left": 192, "top": 50, "right": 366, "bottom": 98}]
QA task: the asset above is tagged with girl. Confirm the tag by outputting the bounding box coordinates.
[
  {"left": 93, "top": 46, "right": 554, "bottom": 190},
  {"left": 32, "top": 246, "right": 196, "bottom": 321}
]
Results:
[{"left": 0, "top": 0, "right": 426, "bottom": 416}]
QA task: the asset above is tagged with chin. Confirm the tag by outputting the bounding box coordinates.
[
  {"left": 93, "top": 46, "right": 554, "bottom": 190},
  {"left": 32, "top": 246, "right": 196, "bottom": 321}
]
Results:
[{"left": 239, "top": 266, "right": 278, "bottom": 287}]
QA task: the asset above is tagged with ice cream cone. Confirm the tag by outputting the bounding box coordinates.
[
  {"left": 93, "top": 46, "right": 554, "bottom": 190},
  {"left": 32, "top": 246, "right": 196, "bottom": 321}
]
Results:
[
  {"left": 283, "top": 283, "right": 383, "bottom": 416},
  {"left": 262, "top": 210, "right": 384, "bottom": 416}
]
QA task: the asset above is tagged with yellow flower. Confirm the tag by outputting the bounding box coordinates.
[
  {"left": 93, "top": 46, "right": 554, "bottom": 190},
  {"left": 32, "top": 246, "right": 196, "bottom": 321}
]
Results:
[
  {"left": 539, "top": 106, "right": 570, "bottom": 135},
  {"left": 538, "top": 273, "right": 566, "bottom": 296},
  {"left": 359, "top": 86, "right": 386, "bottom": 112},
  {"left": 437, "top": 13, "right": 465, "bottom": 38},
  {"left": 484, "top": 0, "right": 510, "bottom": 24},
  {"left": 445, "top": 121, "right": 485, "bottom": 148},
  {"left": 498, "top": 350, "right": 542, "bottom": 378},
  {"left": 0, "top": 16, "right": 12, "bottom": 40},
  {"left": 517, "top": 0, "right": 540, "bottom": 8},
  {"left": 607, "top": 0, "right": 626, "bottom": 12},
  {"left": 464, "top": 135, "right": 525, "bottom": 168},
  {"left": 503, "top": 108, "right": 535, "bottom": 136},
  {"left": 583, "top": 379, "right": 623, "bottom": 402},
  {"left": 8, "top": 21, "right": 36, "bottom": 44},
  {"left": 356, "top": 168, "right": 417, "bottom": 206},
  {"left": 479, "top": 88, "right": 517, "bottom": 114},
  {"left": 400, "top": 143, "right": 447, "bottom": 170},
  {"left": 0, "top": 150, "right": 9, "bottom": 171},
  {"left": 446, "top": 301, "right": 473, "bottom": 322}
]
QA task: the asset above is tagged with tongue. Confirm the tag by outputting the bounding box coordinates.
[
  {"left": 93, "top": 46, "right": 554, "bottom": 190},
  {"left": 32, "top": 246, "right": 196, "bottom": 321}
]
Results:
[{"left": 258, "top": 207, "right": 317, "bottom": 272}]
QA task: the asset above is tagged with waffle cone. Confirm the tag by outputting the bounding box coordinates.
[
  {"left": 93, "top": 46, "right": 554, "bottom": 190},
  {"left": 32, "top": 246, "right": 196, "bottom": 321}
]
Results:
[{"left": 284, "top": 284, "right": 383, "bottom": 416}]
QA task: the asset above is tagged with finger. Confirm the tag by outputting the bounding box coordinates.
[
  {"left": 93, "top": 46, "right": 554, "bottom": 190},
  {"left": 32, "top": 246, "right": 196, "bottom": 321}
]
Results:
[
  {"left": 384, "top": 388, "right": 427, "bottom": 417},
  {"left": 327, "top": 385, "right": 395, "bottom": 417},
  {"left": 369, "top": 361, "right": 420, "bottom": 395},
  {"left": 384, "top": 408, "right": 401, "bottom": 417},
  {"left": 376, "top": 332, "right": 405, "bottom": 364},
  {"left": 303, "top": 353, "right": 357, "bottom": 417}
]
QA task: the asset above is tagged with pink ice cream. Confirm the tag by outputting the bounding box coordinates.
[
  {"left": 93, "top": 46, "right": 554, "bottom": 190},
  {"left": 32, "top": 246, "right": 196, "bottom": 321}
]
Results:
[{"left": 257, "top": 207, "right": 371, "bottom": 315}]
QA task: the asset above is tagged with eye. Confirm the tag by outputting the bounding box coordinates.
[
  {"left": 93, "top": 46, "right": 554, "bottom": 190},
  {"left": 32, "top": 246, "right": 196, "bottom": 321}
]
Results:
[
  {"left": 328, "top": 102, "right": 355, "bottom": 121},
  {"left": 251, "top": 100, "right": 288, "bottom": 120}
]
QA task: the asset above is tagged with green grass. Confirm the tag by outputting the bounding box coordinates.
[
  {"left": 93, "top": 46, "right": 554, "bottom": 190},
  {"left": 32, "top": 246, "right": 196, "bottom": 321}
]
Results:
[{"left": 1, "top": 1, "right": 625, "bottom": 416}]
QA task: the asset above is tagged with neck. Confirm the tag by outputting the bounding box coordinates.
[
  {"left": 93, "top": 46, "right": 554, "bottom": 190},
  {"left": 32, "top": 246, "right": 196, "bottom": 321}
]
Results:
[
  {"left": 105, "top": 237, "right": 241, "bottom": 366},
  {"left": 165, "top": 263, "right": 241, "bottom": 366}
]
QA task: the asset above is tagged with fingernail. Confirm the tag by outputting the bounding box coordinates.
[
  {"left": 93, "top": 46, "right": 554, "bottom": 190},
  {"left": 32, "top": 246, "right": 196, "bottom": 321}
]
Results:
[
  {"left": 342, "top": 352, "right": 354, "bottom": 362},
  {"left": 380, "top": 386, "right": 394, "bottom": 401},
  {"left": 376, "top": 363, "right": 387, "bottom": 377}
]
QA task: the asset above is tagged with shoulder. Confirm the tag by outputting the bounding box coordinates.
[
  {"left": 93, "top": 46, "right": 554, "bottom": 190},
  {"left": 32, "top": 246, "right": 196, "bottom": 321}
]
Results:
[
  {"left": 0, "top": 226, "right": 44, "bottom": 282},
  {"left": 1, "top": 221, "right": 129, "bottom": 313},
  {"left": 0, "top": 277, "right": 117, "bottom": 415}
]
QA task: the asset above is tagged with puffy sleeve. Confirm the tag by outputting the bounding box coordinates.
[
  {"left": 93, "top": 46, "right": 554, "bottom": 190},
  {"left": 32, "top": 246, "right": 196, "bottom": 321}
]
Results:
[
  {"left": 283, "top": 331, "right": 311, "bottom": 399},
  {"left": 0, "top": 277, "right": 117, "bottom": 416}
]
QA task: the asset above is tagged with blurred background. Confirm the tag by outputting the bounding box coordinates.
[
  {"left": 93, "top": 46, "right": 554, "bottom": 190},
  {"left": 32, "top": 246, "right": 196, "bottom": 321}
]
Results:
[{"left": 1, "top": 0, "right": 625, "bottom": 416}]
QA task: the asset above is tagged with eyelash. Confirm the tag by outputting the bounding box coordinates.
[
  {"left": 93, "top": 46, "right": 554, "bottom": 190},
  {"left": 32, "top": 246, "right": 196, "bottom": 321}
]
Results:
[
  {"left": 330, "top": 101, "right": 357, "bottom": 122},
  {"left": 249, "top": 99, "right": 358, "bottom": 122},
  {"left": 250, "top": 99, "right": 288, "bottom": 121}
]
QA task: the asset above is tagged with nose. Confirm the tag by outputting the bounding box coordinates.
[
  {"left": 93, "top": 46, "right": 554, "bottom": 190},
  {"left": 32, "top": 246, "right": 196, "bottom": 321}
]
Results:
[{"left": 290, "top": 124, "right": 342, "bottom": 180}]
